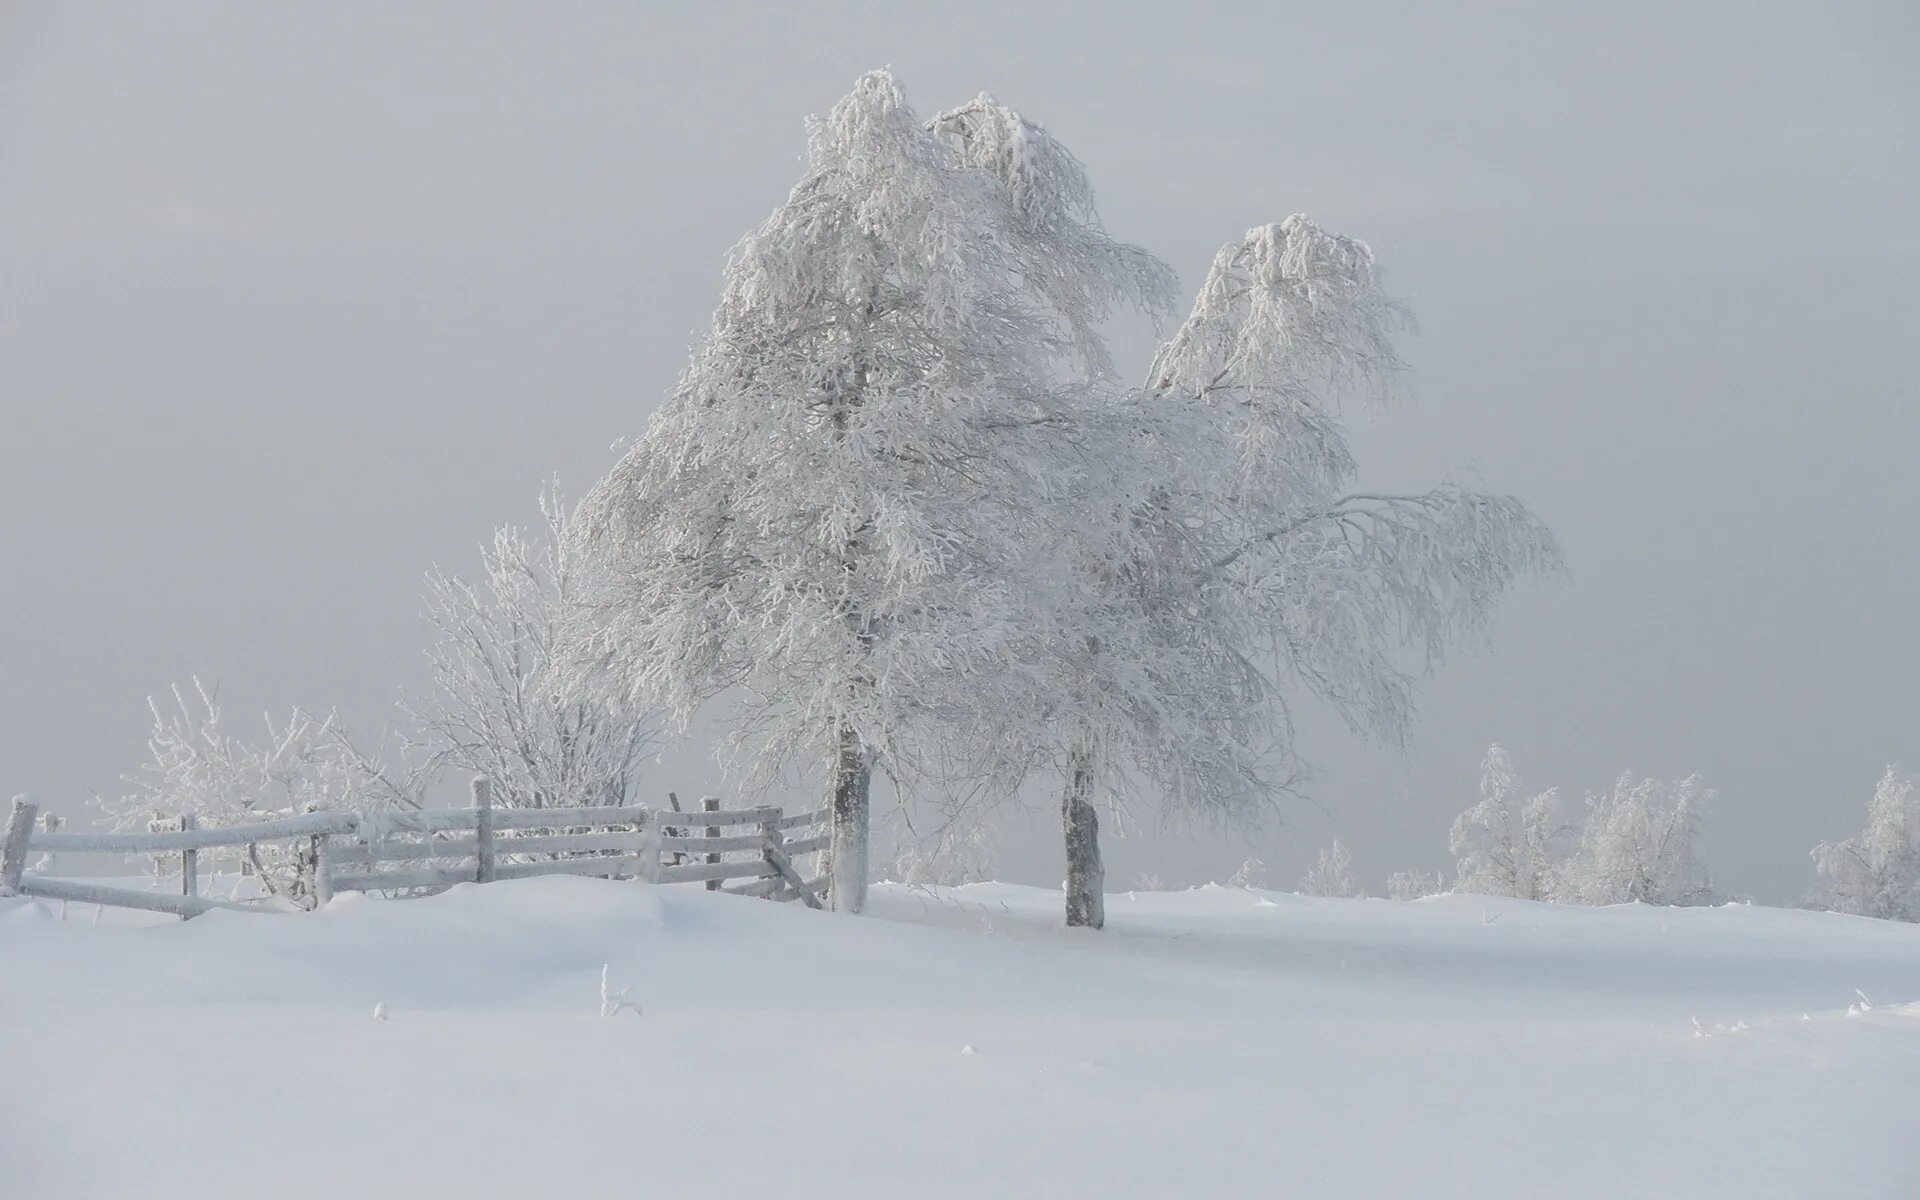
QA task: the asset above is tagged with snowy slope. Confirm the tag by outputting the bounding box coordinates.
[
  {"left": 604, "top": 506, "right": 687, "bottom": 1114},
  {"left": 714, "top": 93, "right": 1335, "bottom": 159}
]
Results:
[{"left": 3, "top": 878, "right": 1917, "bottom": 1199}]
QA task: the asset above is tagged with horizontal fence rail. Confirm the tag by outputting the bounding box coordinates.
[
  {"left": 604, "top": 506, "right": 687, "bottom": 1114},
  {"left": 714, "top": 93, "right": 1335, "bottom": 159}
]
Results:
[{"left": 0, "top": 787, "right": 833, "bottom": 920}]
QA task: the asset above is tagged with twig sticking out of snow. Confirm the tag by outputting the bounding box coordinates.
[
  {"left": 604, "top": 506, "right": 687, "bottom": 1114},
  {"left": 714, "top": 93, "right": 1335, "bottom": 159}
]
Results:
[{"left": 599, "top": 964, "right": 641, "bottom": 1018}]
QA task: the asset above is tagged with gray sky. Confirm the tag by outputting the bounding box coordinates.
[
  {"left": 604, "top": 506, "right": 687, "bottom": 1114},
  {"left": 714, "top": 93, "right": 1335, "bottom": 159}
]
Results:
[{"left": 4, "top": 2, "right": 1915, "bottom": 901}]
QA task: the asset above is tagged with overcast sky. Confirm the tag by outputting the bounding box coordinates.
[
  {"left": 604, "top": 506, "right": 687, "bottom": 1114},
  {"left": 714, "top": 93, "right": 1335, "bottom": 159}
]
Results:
[{"left": 4, "top": 2, "right": 1915, "bottom": 900}]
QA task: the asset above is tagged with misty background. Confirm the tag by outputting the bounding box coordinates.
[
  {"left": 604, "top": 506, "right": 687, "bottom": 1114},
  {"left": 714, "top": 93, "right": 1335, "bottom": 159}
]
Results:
[{"left": 3, "top": 2, "right": 1914, "bottom": 901}]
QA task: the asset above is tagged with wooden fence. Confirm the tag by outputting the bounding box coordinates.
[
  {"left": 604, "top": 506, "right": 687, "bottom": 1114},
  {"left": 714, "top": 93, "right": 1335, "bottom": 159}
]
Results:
[{"left": 0, "top": 780, "right": 830, "bottom": 920}]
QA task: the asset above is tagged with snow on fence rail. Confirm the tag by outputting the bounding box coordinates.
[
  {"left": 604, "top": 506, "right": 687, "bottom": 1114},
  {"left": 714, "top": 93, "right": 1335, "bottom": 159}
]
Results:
[{"left": 0, "top": 781, "right": 830, "bottom": 920}]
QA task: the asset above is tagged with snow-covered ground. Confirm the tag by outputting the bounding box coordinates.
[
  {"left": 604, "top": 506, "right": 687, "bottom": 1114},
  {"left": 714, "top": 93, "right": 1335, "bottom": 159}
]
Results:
[{"left": 4, "top": 878, "right": 1917, "bottom": 1198}]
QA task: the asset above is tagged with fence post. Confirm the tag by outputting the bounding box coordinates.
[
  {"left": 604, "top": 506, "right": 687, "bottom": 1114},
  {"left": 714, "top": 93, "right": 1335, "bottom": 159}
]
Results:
[
  {"left": 313, "top": 825, "right": 334, "bottom": 908},
  {"left": 178, "top": 812, "right": 198, "bottom": 919},
  {"left": 702, "top": 796, "right": 722, "bottom": 891},
  {"left": 1, "top": 796, "right": 38, "bottom": 896},
  {"left": 297, "top": 803, "right": 324, "bottom": 911},
  {"left": 759, "top": 809, "right": 783, "bottom": 900},
  {"left": 473, "top": 777, "right": 496, "bottom": 884},
  {"left": 665, "top": 792, "right": 684, "bottom": 867},
  {"left": 639, "top": 812, "right": 662, "bottom": 884},
  {"left": 36, "top": 810, "right": 60, "bottom": 876}
]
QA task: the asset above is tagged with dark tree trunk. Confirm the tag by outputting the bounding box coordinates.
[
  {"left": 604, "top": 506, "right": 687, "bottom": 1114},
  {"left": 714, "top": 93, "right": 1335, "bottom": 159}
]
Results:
[
  {"left": 828, "top": 721, "right": 871, "bottom": 913},
  {"left": 1063, "top": 745, "right": 1104, "bottom": 929}
]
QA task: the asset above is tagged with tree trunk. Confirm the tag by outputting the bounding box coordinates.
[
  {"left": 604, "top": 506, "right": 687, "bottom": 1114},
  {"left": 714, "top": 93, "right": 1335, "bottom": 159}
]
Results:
[
  {"left": 1062, "top": 746, "right": 1104, "bottom": 929},
  {"left": 828, "top": 722, "right": 870, "bottom": 914}
]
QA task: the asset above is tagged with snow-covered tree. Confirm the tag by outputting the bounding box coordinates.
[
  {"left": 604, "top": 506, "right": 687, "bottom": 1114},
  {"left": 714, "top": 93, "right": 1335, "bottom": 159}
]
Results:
[
  {"left": 576, "top": 73, "right": 1559, "bottom": 928},
  {"left": 1810, "top": 765, "right": 1920, "bottom": 921},
  {"left": 572, "top": 72, "right": 1169, "bottom": 914},
  {"left": 1562, "top": 772, "right": 1717, "bottom": 906},
  {"left": 99, "top": 680, "right": 429, "bottom": 906},
  {"left": 1298, "top": 839, "right": 1363, "bottom": 898},
  {"left": 1022, "top": 217, "right": 1562, "bottom": 927},
  {"left": 1226, "top": 856, "right": 1267, "bottom": 889},
  {"left": 1449, "top": 743, "right": 1569, "bottom": 900},
  {"left": 1143, "top": 219, "right": 1564, "bottom": 756},
  {"left": 880, "top": 811, "right": 996, "bottom": 889},
  {"left": 407, "top": 486, "right": 656, "bottom": 811},
  {"left": 1386, "top": 869, "right": 1446, "bottom": 901}
]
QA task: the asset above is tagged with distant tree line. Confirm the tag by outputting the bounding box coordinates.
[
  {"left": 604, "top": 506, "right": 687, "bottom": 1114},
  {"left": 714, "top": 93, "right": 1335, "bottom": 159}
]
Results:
[{"left": 1291, "top": 745, "right": 1920, "bottom": 920}]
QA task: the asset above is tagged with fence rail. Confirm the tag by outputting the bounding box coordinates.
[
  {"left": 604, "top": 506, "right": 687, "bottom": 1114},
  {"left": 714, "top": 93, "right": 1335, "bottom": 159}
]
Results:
[{"left": 0, "top": 784, "right": 832, "bottom": 920}]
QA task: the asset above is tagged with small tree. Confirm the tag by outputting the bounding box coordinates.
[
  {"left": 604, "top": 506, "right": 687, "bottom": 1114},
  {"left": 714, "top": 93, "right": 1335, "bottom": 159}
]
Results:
[
  {"left": 1227, "top": 856, "right": 1267, "bottom": 889},
  {"left": 1562, "top": 772, "right": 1717, "bottom": 906},
  {"left": 880, "top": 812, "right": 996, "bottom": 889},
  {"left": 1811, "top": 766, "right": 1920, "bottom": 921},
  {"left": 408, "top": 486, "right": 656, "bottom": 811},
  {"left": 1298, "top": 840, "right": 1363, "bottom": 898},
  {"left": 1449, "top": 743, "right": 1569, "bottom": 900},
  {"left": 1386, "top": 869, "right": 1446, "bottom": 901}
]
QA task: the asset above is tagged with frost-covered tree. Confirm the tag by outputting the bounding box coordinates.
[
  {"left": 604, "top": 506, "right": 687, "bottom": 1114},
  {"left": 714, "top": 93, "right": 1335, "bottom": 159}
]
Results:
[
  {"left": 1226, "top": 856, "right": 1267, "bottom": 889},
  {"left": 1022, "top": 217, "right": 1561, "bottom": 927},
  {"left": 1386, "top": 869, "right": 1446, "bottom": 901},
  {"left": 573, "top": 72, "right": 1169, "bottom": 914},
  {"left": 1810, "top": 766, "right": 1920, "bottom": 921},
  {"left": 576, "top": 73, "right": 1559, "bottom": 927},
  {"left": 880, "top": 811, "right": 996, "bottom": 889},
  {"left": 1562, "top": 772, "right": 1717, "bottom": 906},
  {"left": 407, "top": 487, "right": 656, "bottom": 811},
  {"left": 1449, "top": 743, "right": 1569, "bottom": 900},
  {"left": 98, "top": 680, "right": 429, "bottom": 906},
  {"left": 1143, "top": 219, "right": 1564, "bottom": 754},
  {"left": 1298, "top": 840, "right": 1363, "bottom": 898}
]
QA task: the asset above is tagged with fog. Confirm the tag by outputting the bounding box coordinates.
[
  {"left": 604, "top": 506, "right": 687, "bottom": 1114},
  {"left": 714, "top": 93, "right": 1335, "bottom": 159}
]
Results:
[{"left": 4, "top": 2, "right": 1914, "bottom": 900}]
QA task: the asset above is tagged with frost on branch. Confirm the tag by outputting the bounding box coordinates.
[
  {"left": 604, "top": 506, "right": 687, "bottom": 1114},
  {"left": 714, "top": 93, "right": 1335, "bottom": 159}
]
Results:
[
  {"left": 1810, "top": 766, "right": 1920, "bottom": 921},
  {"left": 1449, "top": 743, "right": 1569, "bottom": 901},
  {"left": 1562, "top": 772, "right": 1718, "bottom": 906},
  {"left": 408, "top": 485, "right": 656, "bottom": 811},
  {"left": 929, "top": 93, "right": 1177, "bottom": 376}
]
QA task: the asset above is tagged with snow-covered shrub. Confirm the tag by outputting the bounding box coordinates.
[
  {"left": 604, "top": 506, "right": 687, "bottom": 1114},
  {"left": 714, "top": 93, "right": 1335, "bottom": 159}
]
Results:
[
  {"left": 408, "top": 486, "right": 655, "bottom": 811},
  {"left": 1386, "top": 869, "right": 1446, "bottom": 901},
  {"left": 1298, "top": 840, "right": 1364, "bottom": 898},
  {"left": 1449, "top": 744, "right": 1569, "bottom": 900},
  {"left": 1810, "top": 766, "right": 1920, "bottom": 921},
  {"left": 882, "top": 816, "right": 996, "bottom": 888},
  {"left": 1226, "top": 856, "right": 1267, "bottom": 889},
  {"left": 1561, "top": 772, "right": 1717, "bottom": 906},
  {"left": 100, "top": 680, "right": 429, "bottom": 905}
]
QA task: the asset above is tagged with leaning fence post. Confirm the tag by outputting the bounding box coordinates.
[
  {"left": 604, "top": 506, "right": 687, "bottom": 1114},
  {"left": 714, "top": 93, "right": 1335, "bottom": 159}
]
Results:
[
  {"left": 1, "top": 796, "right": 38, "bottom": 896},
  {"left": 473, "top": 777, "right": 496, "bottom": 884},
  {"left": 702, "top": 797, "right": 722, "bottom": 891},
  {"left": 178, "top": 812, "right": 198, "bottom": 919}
]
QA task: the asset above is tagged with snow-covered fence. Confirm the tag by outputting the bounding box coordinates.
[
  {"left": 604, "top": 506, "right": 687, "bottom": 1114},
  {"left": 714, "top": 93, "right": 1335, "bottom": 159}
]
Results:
[{"left": 0, "top": 785, "right": 830, "bottom": 919}]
